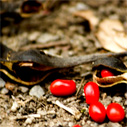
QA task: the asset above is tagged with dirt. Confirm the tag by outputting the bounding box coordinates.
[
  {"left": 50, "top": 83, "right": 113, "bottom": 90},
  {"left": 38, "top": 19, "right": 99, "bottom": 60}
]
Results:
[{"left": 0, "top": 0, "right": 127, "bottom": 127}]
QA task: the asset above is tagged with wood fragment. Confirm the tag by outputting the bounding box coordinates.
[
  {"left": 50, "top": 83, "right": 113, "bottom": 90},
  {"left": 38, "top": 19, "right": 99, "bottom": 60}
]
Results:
[
  {"left": 10, "top": 114, "right": 41, "bottom": 120},
  {"left": 54, "top": 100, "right": 81, "bottom": 120},
  {"left": 76, "top": 78, "right": 85, "bottom": 97},
  {"left": 20, "top": 41, "right": 69, "bottom": 50}
]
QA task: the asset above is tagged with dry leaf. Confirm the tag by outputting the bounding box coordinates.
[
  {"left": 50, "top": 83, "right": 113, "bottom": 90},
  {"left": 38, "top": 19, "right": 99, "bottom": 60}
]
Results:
[
  {"left": 114, "top": 31, "right": 127, "bottom": 50},
  {"left": 74, "top": 10, "right": 99, "bottom": 30},
  {"left": 96, "top": 19, "right": 127, "bottom": 52}
]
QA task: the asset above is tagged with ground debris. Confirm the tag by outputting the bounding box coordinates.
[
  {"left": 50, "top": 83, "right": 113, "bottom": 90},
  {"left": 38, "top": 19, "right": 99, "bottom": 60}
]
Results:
[
  {"left": 29, "top": 85, "right": 45, "bottom": 98},
  {"left": 0, "top": 0, "right": 127, "bottom": 127},
  {"left": 54, "top": 100, "right": 82, "bottom": 120}
]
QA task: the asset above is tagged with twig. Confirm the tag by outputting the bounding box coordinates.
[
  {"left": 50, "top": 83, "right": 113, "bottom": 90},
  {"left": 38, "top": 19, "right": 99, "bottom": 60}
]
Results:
[
  {"left": 76, "top": 78, "right": 85, "bottom": 97},
  {"left": 54, "top": 100, "right": 81, "bottom": 120},
  {"left": 10, "top": 114, "right": 41, "bottom": 120},
  {"left": 20, "top": 41, "right": 68, "bottom": 50},
  {"left": 55, "top": 100, "right": 75, "bottom": 115}
]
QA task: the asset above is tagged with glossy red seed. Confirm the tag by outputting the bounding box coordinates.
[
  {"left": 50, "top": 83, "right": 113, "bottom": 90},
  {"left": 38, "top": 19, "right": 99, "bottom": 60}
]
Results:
[
  {"left": 84, "top": 82, "right": 99, "bottom": 104},
  {"left": 72, "top": 125, "right": 81, "bottom": 127},
  {"left": 50, "top": 79, "right": 76, "bottom": 96},
  {"left": 107, "top": 103, "right": 125, "bottom": 122},
  {"left": 101, "top": 69, "right": 114, "bottom": 77},
  {"left": 89, "top": 102, "right": 106, "bottom": 123}
]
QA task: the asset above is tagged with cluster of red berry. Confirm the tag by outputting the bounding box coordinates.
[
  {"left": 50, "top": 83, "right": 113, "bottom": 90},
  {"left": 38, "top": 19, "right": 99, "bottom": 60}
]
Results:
[
  {"left": 84, "top": 81, "right": 125, "bottom": 123},
  {"left": 49, "top": 69, "right": 125, "bottom": 127}
]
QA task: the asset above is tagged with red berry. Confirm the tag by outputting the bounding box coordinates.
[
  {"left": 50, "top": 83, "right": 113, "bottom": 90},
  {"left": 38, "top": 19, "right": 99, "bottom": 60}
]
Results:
[
  {"left": 72, "top": 125, "right": 81, "bottom": 127},
  {"left": 101, "top": 69, "right": 114, "bottom": 77},
  {"left": 107, "top": 103, "right": 125, "bottom": 122},
  {"left": 89, "top": 102, "right": 106, "bottom": 123},
  {"left": 50, "top": 79, "right": 76, "bottom": 96},
  {"left": 84, "top": 82, "right": 99, "bottom": 104}
]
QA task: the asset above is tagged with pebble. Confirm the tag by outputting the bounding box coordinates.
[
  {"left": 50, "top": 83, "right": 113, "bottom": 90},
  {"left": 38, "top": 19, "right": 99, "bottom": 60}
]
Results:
[
  {"left": 90, "top": 122, "right": 98, "bottom": 127},
  {"left": 125, "top": 92, "right": 127, "bottom": 99},
  {"left": 1, "top": 88, "right": 9, "bottom": 94},
  {"left": 0, "top": 78, "right": 6, "bottom": 88},
  {"left": 28, "top": 31, "right": 40, "bottom": 41},
  {"left": 124, "top": 100, "right": 127, "bottom": 106},
  {"left": 107, "top": 122, "right": 122, "bottom": 127},
  {"left": 100, "top": 96, "right": 112, "bottom": 107},
  {"left": 81, "top": 119, "right": 86, "bottom": 125},
  {"left": 29, "top": 85, "right": 45, "bottom": 98},
  {"left": 98, "top": 123, "right": 107, "bottom": 127},
  {"left": 68, "top": 122, "right": 73, "bottom": 127},
  {"left": 37, "top": 33, "right": 60, "bottom": 44},
  {"left": 87, "top": 120, "right": 91, "bottom": 124},
  {"left": 37, "top": 110, "right": 47, "bottom": 115},
  {"left": 11, "top": 101, "right": 19, "bottom": 112},
  {"left": 19, "top": 86, "right": 29, "bottom": 93},
  {"left": 49, "top": 121, "right": 55, "bottom": 127},
  {"left": 76, "top": 2, "right": 89, "bottom": 10},
  {"left": 68, "top": 2, "right": 88, "bottom": 13},
  {"left": 25, "top": 117, "right": 34, "bottom": 124},
  {"left": 112, "top": 96, "right": 122, "bottom": 103}
]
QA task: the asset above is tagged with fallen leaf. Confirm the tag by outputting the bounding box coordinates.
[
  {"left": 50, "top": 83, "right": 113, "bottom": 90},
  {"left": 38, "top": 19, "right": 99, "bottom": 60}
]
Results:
[
  {"left": 113, "top": 30, "right": 127, "bottom": 50},
  {"left": 96, "top": 19, "right": 127, "bottom": 52},
  {"left": 74, "top": 10, "right": 99, "bottom": 30}
]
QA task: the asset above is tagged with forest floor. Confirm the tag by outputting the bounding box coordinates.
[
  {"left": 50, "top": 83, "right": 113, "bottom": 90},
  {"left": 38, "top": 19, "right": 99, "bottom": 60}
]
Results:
[{"left": 0, "top": 0, "right": 127, "bottom": 127}]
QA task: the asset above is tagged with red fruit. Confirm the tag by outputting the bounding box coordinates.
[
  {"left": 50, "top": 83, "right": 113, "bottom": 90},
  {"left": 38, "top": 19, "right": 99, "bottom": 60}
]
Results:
[
  {"left": 72, "top": 125, "right": 81, "bottom": 127},
  {"left": 84, "top": 82, "right": 99, "bottom": 104},
  {"left": 107, "top": 103, "right": 125, "bottom": 122},
  {"left": 101, "top": 69, "right": 114, "bottom": 77},
  {"left": 50, "top": 79, "right": 76, "bottom": 96},
  {"left": 89, "top": 102, "right": 106, "bottom": 123}
]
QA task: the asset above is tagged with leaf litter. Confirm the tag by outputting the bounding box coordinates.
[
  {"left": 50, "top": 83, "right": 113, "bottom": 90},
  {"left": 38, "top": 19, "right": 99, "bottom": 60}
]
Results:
[{"left": 0, "top": 0, "right": 127, "bottom": 127}]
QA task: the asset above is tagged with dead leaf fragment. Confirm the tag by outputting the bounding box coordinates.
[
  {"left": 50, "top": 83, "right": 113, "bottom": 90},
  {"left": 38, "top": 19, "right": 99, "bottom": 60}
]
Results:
[
  {"left": 74, "top": 10, "right": 99, "bottom": 30},
  {"left": 5, "top": 82, "right": 18, "bottom": 93},
  {"left": 96, "top": 19, "right": 127, "bottom": 52},
  {"left": 114, "top": 30, "right": 127, "bottom": 50}
]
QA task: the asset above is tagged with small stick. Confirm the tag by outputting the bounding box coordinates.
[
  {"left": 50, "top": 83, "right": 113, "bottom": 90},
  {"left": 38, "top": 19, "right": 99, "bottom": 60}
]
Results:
[
  {"left": 55, "top": 100, "right": 76, "bottom": 115},
  {"left": 20, "top": 41, "right": 68, "bottom": 50},
  {"left": 76, "top": 78, "right": 85, "bottom": 97},
  {"left": 10, "top": 114, "right": 41, "bottom": 120},
  {"left": 54, "top": 100, "right": 81, "bottom": 120}
]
